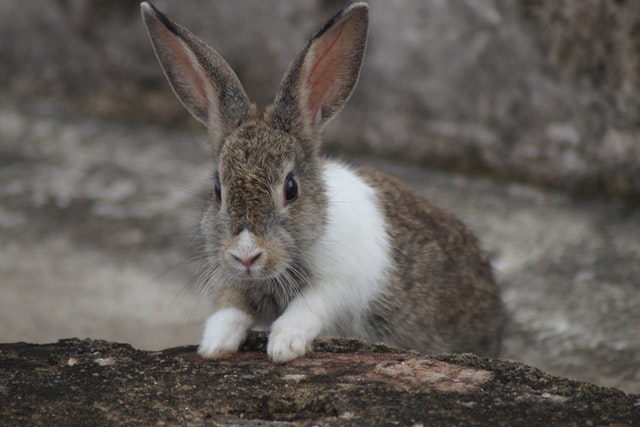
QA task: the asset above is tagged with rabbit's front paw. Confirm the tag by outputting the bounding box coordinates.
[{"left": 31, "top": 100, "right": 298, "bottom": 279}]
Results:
[
  {"left": 267, "top": 315, "right": 321, "bottom": 363},
  {"left": 267, "top": 329, "right": 313, "bottom": 363},
  {"left": 198, "top": 308, "right": 252, "bottom": 359}
]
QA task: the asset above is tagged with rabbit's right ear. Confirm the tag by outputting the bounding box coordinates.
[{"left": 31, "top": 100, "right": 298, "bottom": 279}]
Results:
[
  {"left": 141, "top": 3, "right": 251, "bottom": 142},
  {"left": 271, "top": 3, "right": 369, "bottom": 141}
]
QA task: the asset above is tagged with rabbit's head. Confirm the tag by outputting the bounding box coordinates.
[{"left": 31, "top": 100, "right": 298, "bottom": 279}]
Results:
[
  {"left": 141, "top": 3, "right": 368, "bottom": 282},
  {"left": 201, "top": 120, "right": 327, "bottom": 282}
]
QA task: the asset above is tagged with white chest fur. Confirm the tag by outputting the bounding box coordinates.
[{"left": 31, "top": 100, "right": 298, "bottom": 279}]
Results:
[{"left": 303, "top": 161, "right": 392, "bottom": 336}]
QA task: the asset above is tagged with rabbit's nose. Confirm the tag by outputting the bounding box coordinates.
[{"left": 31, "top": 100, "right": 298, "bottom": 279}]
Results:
[
  {"left": 228, "top": 229, "right": 264, "bottom": 271},
  {"left": 231, "top": 252, "right": 262, "bottom": 269}
]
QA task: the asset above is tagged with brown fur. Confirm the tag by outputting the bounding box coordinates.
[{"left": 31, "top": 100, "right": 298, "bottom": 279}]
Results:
[
  {"left": 357, "top": 167, "right": 504, "bottom": 357},
  {"left": 142, "top": 2, "right": 504, "bottom": 359}
]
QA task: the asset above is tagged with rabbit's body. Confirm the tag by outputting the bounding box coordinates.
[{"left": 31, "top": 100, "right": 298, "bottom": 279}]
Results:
[
  {"left": 141, "top": 2, "right": 504, "bottom": 362},
  {"left": 357, "top": 166, "right": 503, "bottom": 357}
]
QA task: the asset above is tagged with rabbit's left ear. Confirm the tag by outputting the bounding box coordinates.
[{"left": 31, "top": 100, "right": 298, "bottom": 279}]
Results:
[
  {"left": 141, "top": 2, "right": 251, "bottom": 143},
  {"left": 272, "top": 3, "right": 369, "bottom": 139}
]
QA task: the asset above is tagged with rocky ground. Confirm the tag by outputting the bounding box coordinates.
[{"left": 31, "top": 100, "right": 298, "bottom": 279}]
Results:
[
  {"left": 2, "top": 334, "right": 638, "bottom": 426},
  {"left": 0, "top": 100, "right": 638, "bottom": 394}
]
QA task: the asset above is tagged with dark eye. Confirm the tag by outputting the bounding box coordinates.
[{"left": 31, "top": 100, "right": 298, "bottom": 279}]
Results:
[
  {"left": 214, "top": 179, "right": 222, "bottom": 203},
  {"left": 284, "top": 173, "right": 298, "bottom": 204}
]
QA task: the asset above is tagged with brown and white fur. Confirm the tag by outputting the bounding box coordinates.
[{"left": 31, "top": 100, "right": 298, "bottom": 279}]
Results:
[{"left": 141, "top": 2, "right": 504, "bottom": 362}]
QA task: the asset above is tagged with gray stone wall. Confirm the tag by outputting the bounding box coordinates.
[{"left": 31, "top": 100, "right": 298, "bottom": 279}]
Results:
[{"left": 1, "top": 0, "right": 638, "bottom": 199}]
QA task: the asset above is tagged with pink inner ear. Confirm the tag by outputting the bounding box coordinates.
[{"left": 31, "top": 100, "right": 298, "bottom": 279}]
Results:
[
  {"left": 172, "top": 44, "right": 211, "bottom": 114},
  {"left": 304, "top": 21, "right": 349, "bottom": 122},
  {"left": 150, "top": 19, "right": 215, "bottom": 123}
]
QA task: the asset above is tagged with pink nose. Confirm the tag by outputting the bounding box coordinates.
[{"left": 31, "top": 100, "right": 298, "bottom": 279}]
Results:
[{"left": 233, "top": 252, "right": 262, "bottom": 269}]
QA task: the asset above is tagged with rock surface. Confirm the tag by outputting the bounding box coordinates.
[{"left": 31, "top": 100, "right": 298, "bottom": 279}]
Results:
[
  {"left": 0, "top": 0, "right": 639, "bottom": 199},
  {"left": 1, "top": 333, "right": 638, "bottom": 426}
]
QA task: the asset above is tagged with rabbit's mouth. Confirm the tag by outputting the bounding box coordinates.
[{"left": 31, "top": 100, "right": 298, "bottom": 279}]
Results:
[
  {"left": 228, "top": 258, "right": 296, "bottom": 284},
  {"left": 230, "top": 258, "right": 310, "bottom": 303}
]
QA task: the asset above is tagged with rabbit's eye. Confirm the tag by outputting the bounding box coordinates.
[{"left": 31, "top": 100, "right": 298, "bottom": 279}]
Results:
[
  {"left": 214, "top": 179, "right": 222, "bottom": 203},
  {"left": 284, "top": 173, "right": 298, "bottom": 204}
]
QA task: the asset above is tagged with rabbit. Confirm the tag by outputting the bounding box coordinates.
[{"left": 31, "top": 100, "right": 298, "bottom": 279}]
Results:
[{"left": 141, "top": 2, "right": 504, "bottom": 362}]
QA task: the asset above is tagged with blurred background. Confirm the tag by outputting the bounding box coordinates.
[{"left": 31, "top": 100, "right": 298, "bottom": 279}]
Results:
[{"left": 0, "top": 1, "right": 638, "bottom": 393}]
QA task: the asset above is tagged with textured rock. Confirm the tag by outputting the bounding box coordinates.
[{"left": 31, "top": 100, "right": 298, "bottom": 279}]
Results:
[
  {"left": 1, "top": 333, "right": 638, "bottom": 426},
  {"left": 0, "top": 0, "right": 639, "bottom": 199}
]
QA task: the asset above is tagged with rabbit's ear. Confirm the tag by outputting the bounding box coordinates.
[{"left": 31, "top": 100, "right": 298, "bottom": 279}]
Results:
[
  {"left": 141, "top": 3, "right": 250, "bottom": 141},
  {"left": 272, "top": 3, "right": 368, "bottom": 139}
]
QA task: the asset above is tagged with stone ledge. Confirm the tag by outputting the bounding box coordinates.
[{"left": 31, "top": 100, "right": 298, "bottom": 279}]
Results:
[{"left": 1, "top": 332, "right": 638, "bottom": 426}]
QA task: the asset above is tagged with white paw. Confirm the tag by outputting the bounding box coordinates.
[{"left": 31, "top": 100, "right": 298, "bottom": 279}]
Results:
[
  {"left": 198, "top": 308, "right": 253, "bottom": 359},
  {"left": 267, "top": 329, "right": 314, "bottom": 363},
  {"left": 267, "top": 315, "right": 321, "bottom": 363}
]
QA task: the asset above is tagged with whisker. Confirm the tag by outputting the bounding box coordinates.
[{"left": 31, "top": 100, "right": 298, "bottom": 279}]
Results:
[{"left": 279, "top": 258, "right": 313, "bottom": 312}]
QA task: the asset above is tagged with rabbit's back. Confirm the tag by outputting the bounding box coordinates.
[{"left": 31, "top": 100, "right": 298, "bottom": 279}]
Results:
[{"left": 357, "top": 166, "right": 504, "bottom": 357}]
